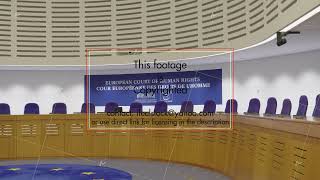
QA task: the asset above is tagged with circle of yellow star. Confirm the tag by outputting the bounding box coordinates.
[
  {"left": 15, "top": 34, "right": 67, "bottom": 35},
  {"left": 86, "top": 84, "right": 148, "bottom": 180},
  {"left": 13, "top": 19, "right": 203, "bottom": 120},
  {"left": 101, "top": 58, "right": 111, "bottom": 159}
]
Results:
[
  {"left": 50, "top": 168, "right": 64, "bottom": 171},
  {"left": 81, "top": 172, "right": 96, "bottom": 175},
  {"left": 8, "top": 168, "right": 21, "bottom": 171}
]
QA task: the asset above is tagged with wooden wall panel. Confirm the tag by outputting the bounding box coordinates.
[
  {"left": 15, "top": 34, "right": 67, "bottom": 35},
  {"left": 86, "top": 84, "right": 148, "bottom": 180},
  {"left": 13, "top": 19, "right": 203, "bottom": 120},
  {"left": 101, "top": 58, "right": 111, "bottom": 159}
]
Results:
[
  {"left": 0, "top": 114, "right": 319, "bottom": 180},
  {"left": 16, "top": 116, "right": 41, "bottom": 158},
  {"left": 0, "top": 116, "right": 16, "bottom": 159}
]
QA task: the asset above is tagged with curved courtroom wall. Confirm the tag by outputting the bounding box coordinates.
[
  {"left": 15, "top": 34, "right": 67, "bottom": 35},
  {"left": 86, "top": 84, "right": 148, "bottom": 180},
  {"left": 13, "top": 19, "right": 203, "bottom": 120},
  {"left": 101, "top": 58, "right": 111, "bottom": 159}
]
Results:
[
  {"left": 1, "top": 114, "right": 320, "bottom": 180},
  {"left": 0, "top": 50, "right": 319, "bottom": 115},
  {"left": 0, "top": 0, "right": 319, "bottom": 65}
]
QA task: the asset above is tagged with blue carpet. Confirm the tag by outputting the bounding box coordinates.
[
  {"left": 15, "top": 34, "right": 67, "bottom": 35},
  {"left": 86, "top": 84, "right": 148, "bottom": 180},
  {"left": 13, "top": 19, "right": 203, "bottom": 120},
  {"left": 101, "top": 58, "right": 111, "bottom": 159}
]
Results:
[{"left": 0, "top": 164, "right": 132, "bottom": 180}]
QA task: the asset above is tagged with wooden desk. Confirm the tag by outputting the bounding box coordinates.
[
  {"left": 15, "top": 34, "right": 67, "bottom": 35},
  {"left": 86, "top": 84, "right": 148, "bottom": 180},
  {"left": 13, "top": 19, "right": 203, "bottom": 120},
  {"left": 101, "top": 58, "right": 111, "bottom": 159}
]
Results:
[
  {"left": 230, "top": 114, "right": 320, "bottom": 180},
  {"left": 0, "top": 114, "right": 319, "bottom": 180}
]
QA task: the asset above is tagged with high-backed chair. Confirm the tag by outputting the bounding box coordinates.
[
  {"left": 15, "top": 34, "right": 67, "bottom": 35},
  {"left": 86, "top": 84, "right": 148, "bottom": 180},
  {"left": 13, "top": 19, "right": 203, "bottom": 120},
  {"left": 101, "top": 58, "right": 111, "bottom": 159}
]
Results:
[
  {"left": 246, "top": 98, "right": 260, "bottom": 114},
  {"left": 52, "top": 103, "right": 67, "bottom": 114},
  {"left": 180, "top": 101, "right": 193, "bottom": 113},
  {"left": 295, "top": 95, "right": 308, "bottom": 117},
  {"left": 105, "top": 102, "right": 119, "bottom": 113},
  {"left": 0, "top": 103, "right": 10, "bottom": 115},
  {"left": 280, "top": 99, "right": 292, "bottom": 116},
  {"left": 225, "top": 99, "right": 238, "bottom": 113},
  {"left": 203, "top": 100, "right": 216, "bottom": 113},
  {"left": 81, "top": 103, "right": 95, "bottom": 113},
  {"left": 154, "top": 101, "right": 167, "bottom": 113},
  {"left": 312, "top": 94, "right": 320, "bottom": 118},
  {"left": 24, "top": 103, "right": 40, "bottom": 114},
  {"left": 264, "top": 97, "right": 277, "bottom": 116},
  {"left": 130, "top": 102, "right": 143, "bottom": 113}
]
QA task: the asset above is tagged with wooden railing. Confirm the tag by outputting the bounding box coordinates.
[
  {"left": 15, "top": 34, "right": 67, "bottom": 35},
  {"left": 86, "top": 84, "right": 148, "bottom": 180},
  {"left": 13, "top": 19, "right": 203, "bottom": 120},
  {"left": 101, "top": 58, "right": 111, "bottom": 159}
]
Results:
[{"left": 0, "top": 114, "right": 319, "bottom": 180}]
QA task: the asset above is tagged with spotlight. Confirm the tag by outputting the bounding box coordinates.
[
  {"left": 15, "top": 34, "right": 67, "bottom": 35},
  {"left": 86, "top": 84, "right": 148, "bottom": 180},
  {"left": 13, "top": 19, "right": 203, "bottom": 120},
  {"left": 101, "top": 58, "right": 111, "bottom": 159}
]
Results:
[{"left": 276, "top": 31, "right": 300, "bottom": 46}]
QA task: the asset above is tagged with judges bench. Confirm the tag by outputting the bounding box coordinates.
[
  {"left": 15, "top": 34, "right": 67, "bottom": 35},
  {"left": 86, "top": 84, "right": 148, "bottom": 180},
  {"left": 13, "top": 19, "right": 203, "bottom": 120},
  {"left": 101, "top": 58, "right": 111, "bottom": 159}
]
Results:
[{"left": 0, "top": 113, "right": 319, "bottom": 180}]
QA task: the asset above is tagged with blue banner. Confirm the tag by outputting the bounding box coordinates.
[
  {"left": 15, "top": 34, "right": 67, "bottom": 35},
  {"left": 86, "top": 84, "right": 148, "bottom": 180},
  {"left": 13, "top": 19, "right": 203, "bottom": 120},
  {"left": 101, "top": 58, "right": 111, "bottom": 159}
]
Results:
[{"left": 85, "top": 69, "right": 222, "bottom": 106}]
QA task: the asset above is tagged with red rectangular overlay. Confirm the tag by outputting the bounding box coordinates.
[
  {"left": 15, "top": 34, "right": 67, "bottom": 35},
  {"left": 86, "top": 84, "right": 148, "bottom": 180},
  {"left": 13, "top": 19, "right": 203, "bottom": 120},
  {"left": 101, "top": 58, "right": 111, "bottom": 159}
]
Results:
[{"left": 85, "top": 48, "right": 235, "bottom": 132}]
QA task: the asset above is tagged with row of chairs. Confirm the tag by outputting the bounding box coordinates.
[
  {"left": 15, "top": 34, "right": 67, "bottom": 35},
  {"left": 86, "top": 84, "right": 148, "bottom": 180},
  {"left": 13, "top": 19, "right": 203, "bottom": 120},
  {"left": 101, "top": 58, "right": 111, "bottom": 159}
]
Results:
[
  {"left": 242, "top": 95, "right": 320, "bottom": 118},
  {"left": 0, "top": 95, "right": 319, "bottom": 118},
  {"left": 0, "top": 101, "right": 212, "bottom": 115},
  {"left": 84, "top": 100, "right": 214, "bottom": 113}
]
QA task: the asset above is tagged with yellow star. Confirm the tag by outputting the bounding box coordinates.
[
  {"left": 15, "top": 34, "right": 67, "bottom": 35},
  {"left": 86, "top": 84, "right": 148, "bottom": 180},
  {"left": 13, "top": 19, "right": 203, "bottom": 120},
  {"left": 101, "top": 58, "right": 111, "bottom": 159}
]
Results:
[
  {"left": 50, "top": 168, "right": 64, "bottom": 171},
  {"left": 8, "top": 168, "right": 21, "bottom": 171},
  {"left": 81, "top": 172, "right": 96, "bottom": 175}
]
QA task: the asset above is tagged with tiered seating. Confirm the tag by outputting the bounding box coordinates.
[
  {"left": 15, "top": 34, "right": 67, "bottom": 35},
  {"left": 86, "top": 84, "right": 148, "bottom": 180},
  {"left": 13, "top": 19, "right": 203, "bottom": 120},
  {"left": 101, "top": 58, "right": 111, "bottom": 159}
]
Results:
[
  {"left": 24, "top": 103, "right": 39, "bottom": 114},
  {"left": 129, "top": 102, "right": 143, "bottom": 113},
  {"left": 81, "top": 103, "right": 95, "bottom": 114},
  {"left": 154, "top": 101, "right": 167, "bottom": 113},
  {"left": 0, "top": 94, "right": 320, "bottom": 118},
  {"left": 295, "top": 95, "right": 308, "bottom": 117},
  {"left": 203, "top": 100, "right": 216, "bottom": 113},
  {"left": 180, "top": 101, "right": 193, "bottom": 113},
  {"left": 264, "top": 97, "right": 277, "bottom": 116},
  {"left": 52, "top": 103, "right": 67, "bottom": 114},
  {"left": 105, "top": 102, "right": 119, "bottom": 113},
  {"left": 279, "top": 99, "right": 292, "bottom": 116},
  {"left": 225, "top": 99, "right": 238, "bottom": 113},
  {"left": 0, "top": 103, "right": 10, "bottom": 114},
  {"left": 312, "top": 94, "right": 320, "bottom": 118},
  {"left": 245, "top": 98, "right": 260, "bottom": 115}
]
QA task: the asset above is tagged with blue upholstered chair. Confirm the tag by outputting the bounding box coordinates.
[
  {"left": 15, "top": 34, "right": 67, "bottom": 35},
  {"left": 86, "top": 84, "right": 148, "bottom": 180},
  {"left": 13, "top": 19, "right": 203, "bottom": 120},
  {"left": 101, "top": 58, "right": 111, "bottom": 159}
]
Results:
[
  {"left": 264, "top": 97, "right": 277, "bottom": 115},
  {"left": 203, "top": 100, "right": 216, "bottom": 113},
  {"left": 0, "top": 103, "right": 10, "bottom": 115},
  {"left": 180, "top": 101, "right": 193, "bottom": 113},
  {"left": 52, "top": 103, "right": 67, "bottom": 114},
  {"left": 81, "top": 103, "right": 95, "bottom": 113},
  {"left": 154, "top": 101, "right": 167, "bottom": 113},
  {"left": 295, "top": 95, "right": 308, "bottom": 117},
  {"left": 280, "top": 99, "right": 292, "bottom": 116},
  {"left": 246, "top": 98, "right": 260, "bottom": 114},
  {"left": 105, "top": 102, "right": 119, "bottom": 113},
  {"left": 225, "top": 99, "right": 238, "bottom": 113},
  {"left": 24, "top": 103, "right": 40, "bottom": 114},
  {"left": 312, "top": 94, "right": 320, "bottom": 118},
  {"left": 130, "top": 102, "right": 143, "bottom": 113}
]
